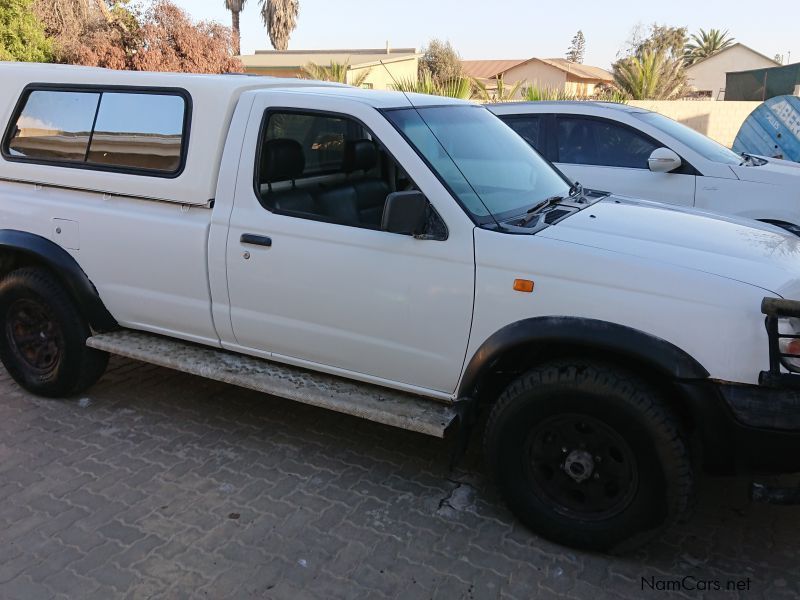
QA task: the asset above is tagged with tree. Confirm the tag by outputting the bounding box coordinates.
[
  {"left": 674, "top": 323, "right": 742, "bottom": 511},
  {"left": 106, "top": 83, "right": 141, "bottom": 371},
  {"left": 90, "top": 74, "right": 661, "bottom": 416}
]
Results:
[
  {"left": 0, "top": 0, "right": 52, "bottom": 62},
  {"left": 392, "top": 71, "right": 472, "bottom": 100},
  {"left": 566, "top": 30, "right": 586, "bottom": 63},
  {"left": 131, "top": 1, "right": 242, "bottom": 73},
  {"left": 613, "top": 49, "right": 686, "bottom": 100},
  {"left": 34, "top": 0, "right": 139, "bottom": 66},
  {"left": 473, "top": 75, "right": 524, "bottom": 102},
  {"left": 34, "top": 0, "right": 121, "bottom": 41},
  {"left": 224, "top": 0, "right": 299, "bottom": 53},
  {"left": 684, "top": 28, "right": 734, "bottom": 65},
  {"left": 261, "top": 0, "right": 298, "bottom": 51},
  {"left": 302, "top": 60, "right": 370, "bottom": 87},
  {"left": 224, "top": 0, "right": 245, "bottom": 55},
  {"left": 621, "top": 23, "right": 687, "bottom": 61},
  {"left": 419, "top": 39, "right": 462, "bottom": 85},
  {"left": 521, "top": 84, "right": 576, "bottom": 101},
  {"left": 53, "top": 0, "right": 242, "bottom": 73},
  {"left": 613, "top": 24, "right": 687, "bottom": 99}
]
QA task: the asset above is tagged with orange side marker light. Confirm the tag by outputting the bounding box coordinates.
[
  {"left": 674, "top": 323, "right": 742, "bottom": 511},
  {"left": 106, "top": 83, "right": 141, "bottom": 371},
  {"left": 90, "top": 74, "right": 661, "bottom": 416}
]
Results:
[{"left": 513, "top": 279, "right": 535, "bottom": 293}]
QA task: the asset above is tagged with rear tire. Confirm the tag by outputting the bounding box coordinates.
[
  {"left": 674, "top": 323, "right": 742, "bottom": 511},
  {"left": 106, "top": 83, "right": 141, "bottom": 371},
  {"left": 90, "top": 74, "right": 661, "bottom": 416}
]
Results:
[
  {"left": 484, "top": 359, "right": 693, "bottom": 553},
  {"left": 0, "top": 267, "right": 108, "bottom": 397}
]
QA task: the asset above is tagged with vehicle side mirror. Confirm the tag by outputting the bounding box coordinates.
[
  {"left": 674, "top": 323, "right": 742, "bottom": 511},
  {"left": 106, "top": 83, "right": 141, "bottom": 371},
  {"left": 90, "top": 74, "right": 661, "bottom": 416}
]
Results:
[
  {"left": 648, "top": 148, "right": 682, "bottom": 173},
  {"left": 382, "top": 191, "right": 428, "bottom": 236}
]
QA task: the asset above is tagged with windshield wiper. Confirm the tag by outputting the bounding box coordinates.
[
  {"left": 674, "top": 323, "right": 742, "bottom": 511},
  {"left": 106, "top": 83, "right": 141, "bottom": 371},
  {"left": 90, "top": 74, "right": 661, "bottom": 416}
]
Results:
[
  {"left": 519, "top": 195, "right": 565, "bottom": 227},
  {"left": 516, "top": 182, "right": 584, "bottom": 228},
  {"left": 740, "top": 152, "right": 766, "bottom": 167}
]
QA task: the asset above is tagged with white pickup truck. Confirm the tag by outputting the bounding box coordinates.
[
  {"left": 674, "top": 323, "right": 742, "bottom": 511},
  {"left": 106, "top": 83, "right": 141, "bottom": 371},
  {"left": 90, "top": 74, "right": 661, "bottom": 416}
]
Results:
[{"left": 2, "top": 63, "right": 800, "bottom": 552}]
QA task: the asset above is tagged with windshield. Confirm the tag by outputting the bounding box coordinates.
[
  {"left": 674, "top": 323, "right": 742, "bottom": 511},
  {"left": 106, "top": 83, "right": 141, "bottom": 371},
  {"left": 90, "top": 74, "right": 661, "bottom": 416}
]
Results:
[
  {"left": 385, "top": 105, "right": 570, "bottom": 222},
  {"left": 636, "top": 111, "right": 742, "bottom": 165}
]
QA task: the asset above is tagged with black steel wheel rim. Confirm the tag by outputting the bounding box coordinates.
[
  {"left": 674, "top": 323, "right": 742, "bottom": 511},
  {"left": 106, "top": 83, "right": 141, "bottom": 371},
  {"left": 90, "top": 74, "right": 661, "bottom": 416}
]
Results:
[
  {"left": 5, "top": 298, "right": 63, "bottom": 373},
  {"left": 524, "top": 412, "right": 638, "bottom": 521}
]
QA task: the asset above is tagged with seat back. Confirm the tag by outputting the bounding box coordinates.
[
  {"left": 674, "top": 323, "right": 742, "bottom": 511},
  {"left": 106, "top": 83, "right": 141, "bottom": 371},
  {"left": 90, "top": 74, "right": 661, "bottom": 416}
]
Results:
[
  {"left": 259, "top": 139, "right": 316, "bottom": 215},
  {"left": 343, "top": 140, "right": 390, "bottom": 228}
]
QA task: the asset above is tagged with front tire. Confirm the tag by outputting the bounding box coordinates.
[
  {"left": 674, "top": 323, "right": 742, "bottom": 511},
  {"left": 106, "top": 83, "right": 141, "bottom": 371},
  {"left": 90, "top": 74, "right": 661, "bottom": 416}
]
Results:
[
  {"left": 0, "top": 267, "right": 108, "bottom": 397},
  {"left": 484, "top": 360, "right": 693, "bottom": 553}
]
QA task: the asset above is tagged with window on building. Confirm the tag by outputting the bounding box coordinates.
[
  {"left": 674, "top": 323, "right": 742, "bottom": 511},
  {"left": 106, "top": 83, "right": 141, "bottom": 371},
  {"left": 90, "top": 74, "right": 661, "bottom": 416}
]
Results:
[{"left": 4, "top": 88, "right": 188, "bottom": 175}]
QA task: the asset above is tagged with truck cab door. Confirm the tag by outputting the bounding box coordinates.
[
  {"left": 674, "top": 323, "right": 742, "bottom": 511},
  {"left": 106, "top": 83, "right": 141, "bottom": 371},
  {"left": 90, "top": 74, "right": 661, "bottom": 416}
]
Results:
[{"left": 223, "top": 91, "right": 475, "bottom": 397}]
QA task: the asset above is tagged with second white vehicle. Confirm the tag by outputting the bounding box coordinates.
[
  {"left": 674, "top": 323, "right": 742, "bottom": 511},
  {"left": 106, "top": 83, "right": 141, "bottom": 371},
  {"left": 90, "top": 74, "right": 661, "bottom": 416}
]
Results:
[{"left": 489, "top": 101, "right": 800, "bottom": 234}]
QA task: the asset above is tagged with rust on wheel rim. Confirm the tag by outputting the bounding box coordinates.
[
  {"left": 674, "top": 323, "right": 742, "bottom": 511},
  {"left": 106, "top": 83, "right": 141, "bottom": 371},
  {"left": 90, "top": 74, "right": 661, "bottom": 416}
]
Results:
[{"left": 5, "top": 299, "right": 63, "bottom": 372}]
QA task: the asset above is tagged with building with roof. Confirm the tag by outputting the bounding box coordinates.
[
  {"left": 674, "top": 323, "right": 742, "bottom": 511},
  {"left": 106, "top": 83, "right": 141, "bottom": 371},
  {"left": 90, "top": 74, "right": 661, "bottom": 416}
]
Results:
[
  {"left": 462, "top": 57, "right": 613, "bottom": 98},
  {"left": 685, "top": 43, "right": 779, "bottom": 99},
  {"left": 239, "top": 45, "right": 420, "bottom": 90}
]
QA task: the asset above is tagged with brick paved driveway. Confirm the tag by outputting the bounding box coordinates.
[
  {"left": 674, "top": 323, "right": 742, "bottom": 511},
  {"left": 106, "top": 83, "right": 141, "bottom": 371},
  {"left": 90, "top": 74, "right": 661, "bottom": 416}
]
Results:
[{"left": 1, "top": 357, "right": 799, "bottom": 599}]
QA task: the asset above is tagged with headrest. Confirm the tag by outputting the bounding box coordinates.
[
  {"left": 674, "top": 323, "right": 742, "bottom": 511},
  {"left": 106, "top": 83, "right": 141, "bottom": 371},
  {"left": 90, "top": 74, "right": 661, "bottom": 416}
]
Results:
[
  {"left": 343, "top": 139, "right": 378, "bottom": 173},
  {"left": 261, "top": 139, "right": 305, "bottom": 183}
]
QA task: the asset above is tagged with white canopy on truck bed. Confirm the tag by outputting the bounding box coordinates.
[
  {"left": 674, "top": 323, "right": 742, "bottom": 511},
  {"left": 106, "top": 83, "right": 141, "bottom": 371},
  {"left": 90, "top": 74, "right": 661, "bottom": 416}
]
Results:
[{"left": 0, "top": 63, "right": 343, "bottom": 206}]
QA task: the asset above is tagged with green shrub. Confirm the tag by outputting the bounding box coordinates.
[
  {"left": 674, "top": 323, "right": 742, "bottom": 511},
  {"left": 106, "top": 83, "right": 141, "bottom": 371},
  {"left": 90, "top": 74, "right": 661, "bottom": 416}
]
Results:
[{"left": 0, "top": 0, "right": 52, "bottom": 62}]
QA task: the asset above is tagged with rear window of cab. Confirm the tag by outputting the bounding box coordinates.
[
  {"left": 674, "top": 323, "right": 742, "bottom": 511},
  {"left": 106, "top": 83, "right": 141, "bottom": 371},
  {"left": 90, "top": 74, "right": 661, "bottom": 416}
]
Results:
[{"left": 2, "top": 87, "right": 190, "bottom": 177}]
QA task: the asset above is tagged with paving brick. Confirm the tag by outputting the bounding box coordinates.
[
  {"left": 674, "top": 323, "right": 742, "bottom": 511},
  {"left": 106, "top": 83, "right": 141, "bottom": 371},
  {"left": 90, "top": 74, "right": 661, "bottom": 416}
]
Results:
[
  {"left": 33, "top": 506, "right": 91, "bottom": 538},
  {"left": 92, "top": 518, "right": 143, "bottom": 550},
  {"left": 0, "top": 541, "right": 23, "bottom": 568},
  {"left": 0, "top": 574, "right": 54, "bottom": 600},
  {"left": 3, "top": 466, "right": 45, "bottom": 488},
  {"left": 349, "top": 563, "right": 404, "bottom": 598},
  {"left": 1, "top": 358, "right": 799, "bottom": 599},
  {"left": 25, "top": 544, "right": 84, "bottom": 582},
  {"left": 88, "top": 562, "right": 140, "bottom": 592},
  {"left": 112, "top": 534, "right": 166, "bottom": 569},
  {"left": 0, "top": 554, "right": 39, "bottom": 585},
  {"left": 69, "top": 541, "right": 124, "bottom": 576},
  {"left": 55, "top": 525, "right": 106, "bottom": 551},
  {"left": 204, "top": 569, "right": 245, "bottom": 599},
  {"left": 43, "top": 567, "right": 97, "bottom": 598},
  {"left": 27, "top": 494, "right": 70, "bottom": 517}
]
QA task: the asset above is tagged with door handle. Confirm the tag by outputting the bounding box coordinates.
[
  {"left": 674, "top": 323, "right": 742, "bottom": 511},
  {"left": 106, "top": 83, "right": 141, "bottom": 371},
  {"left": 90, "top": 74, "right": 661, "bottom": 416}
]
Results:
[{"left": 240, "top": 234, "right": 272, "bottom": 247}]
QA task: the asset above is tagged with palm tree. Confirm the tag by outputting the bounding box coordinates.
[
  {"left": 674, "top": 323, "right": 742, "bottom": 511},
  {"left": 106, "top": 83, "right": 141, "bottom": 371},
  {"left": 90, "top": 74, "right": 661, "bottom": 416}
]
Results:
[
  {"left": 261, "top": 0, "right": 299, "bottom": 51},
  {"left": 613, "top": 49, "right": 686, "bottom": 100},
  {"left": 684, "top": 28, "right": 734, "bottom": 65},
  {"left": 302, "top": 60, "right": 371, "bottom": 87},
  {"left": 473, "top": 76, "right": 524, "bottom": 102},
  {"left": 392, "top": 72, "right": 473, "bottom": 100},
  {"left": 521, "top": 84, "right": 576, "bottom": 102},
  {"left": 224, "top": 0, "right": 245, "bottom": 55},
  {"left": 222, "top": 0, "right": 299, "bottom": 54}
]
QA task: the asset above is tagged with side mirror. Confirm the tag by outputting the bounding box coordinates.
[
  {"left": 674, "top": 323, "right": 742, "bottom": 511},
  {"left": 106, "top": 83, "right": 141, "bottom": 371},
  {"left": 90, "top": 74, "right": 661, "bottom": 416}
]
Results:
[
  {"left": 382, "top": 191, "right": 428, "bottom": 236},
  {"left": 648, "top": 147, "right": 682, "bottom": 173}
]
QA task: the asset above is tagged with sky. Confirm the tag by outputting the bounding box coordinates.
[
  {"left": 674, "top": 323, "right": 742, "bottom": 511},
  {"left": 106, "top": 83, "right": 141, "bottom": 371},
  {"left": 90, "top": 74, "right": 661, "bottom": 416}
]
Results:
[{"left": 169, "top": 0, "right": 797, "bottom": 70}]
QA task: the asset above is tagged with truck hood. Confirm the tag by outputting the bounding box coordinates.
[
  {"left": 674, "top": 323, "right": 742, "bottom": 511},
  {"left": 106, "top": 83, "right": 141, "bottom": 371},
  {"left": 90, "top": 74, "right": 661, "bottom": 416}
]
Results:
[
  {"left": 539, "top": 196, "right": 800, "bottom": 295},
  {"left": 730, "top": 156, "right": 800, "bottom": 186}
]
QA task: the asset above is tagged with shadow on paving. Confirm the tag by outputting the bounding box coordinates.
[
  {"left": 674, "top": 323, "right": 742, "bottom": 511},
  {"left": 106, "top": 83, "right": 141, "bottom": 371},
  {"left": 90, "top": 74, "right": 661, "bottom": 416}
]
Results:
[{"left": 0, "top": 356, "right": 798, "bottom": 599}]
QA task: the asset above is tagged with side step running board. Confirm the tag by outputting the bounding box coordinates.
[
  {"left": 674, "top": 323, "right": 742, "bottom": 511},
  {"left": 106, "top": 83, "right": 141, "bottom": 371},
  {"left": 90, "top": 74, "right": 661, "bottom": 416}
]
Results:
[{"left": 87, "top": 330, "right": 457, "bottom": 438}]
